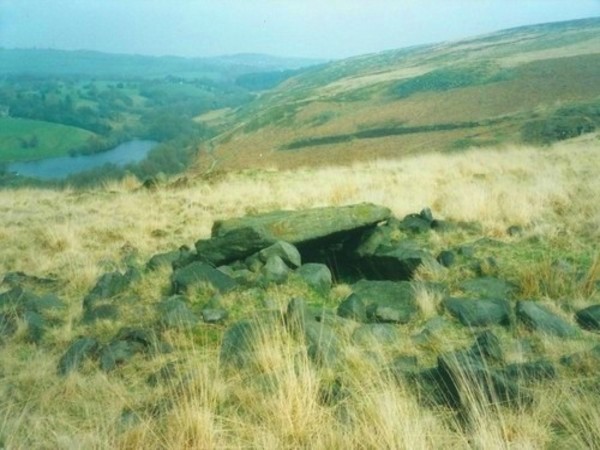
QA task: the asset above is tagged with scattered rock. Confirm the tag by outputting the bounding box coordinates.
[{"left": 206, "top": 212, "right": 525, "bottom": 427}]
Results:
[
  {"left": 353, "top": 280, "right": 418, "bottom": 324},
  {"left": 261, "top": 255, "right": 290, "bottom": 284},
  {"left": 460, "top": 276, "right": 516, "bottom": 299},
  {"left": 147, "top": 362, "right": 180, "bottom": 387},
  {"left": 202, "top": 308, "right": 228, "bottom": 324},
  {"left": 257, "top": 241, "right": 301, "bottom": 269},
  {"left": 304, "top": 320, "right": 341, "bottom": 367},
  {"left": 517, "top": 301, "right": 579, "bottom": 337},
  {"left": 337, "top": 293, "right": 367, "bottom": 322},
  {"left": 352, "top": 323, "right": 400, "bottom": 346},
  {"left": 359, "top": 241, "right": 436, "bottom": 281},
  {"left": 83, "top": 304, "right": 119, "bottom": 323},
  {"left": 575, "top": 304, "right": 600, "bottom": 331},
  {"left": 100, "top": 340, "right": 145, "bottom": 372},
  {"left": 560, "top": 345, "right": 600, "bottom": 372},
  {"left": 0, "top": 312, "right": 17, "bottom": 341},
  {"left": 24, "top": 310, "right": 46, "bottom": 344},
  {"left": 57, "top": 337, "right": 100, "bottom": 375},
  {"left": 296, "top": 263, "right": 332, "bottom": 294},
  {"left": 83, "top": 268, "right": 140, "bottom": 309},
  {"left": 171, "top": 261, "right": 236, "bottom": 294},
  {"left": 498, "top": 360, "right": 557, "bottom": 383},
  {"left": 196, "top": 226, "right": 278, "bottom": 266},
  {"left": 471, "top": 330, "right": 504, "bottom": 364},
  {"left": 157, "top": 297, "right": 198, "bottom": 330},
  {"left": 444, "top": 297, "right": 512, "bottom": 327},
  {"left": 437, "top": 250, "right": 455, "bottom": 268},
  {"left": 146, "top": 247, "right": 192, "bottom": 271}
]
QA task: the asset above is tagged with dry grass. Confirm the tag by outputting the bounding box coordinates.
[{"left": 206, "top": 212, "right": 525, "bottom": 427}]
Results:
[{"left": 1, "top": 137, "right": 600, "bottom": 448}]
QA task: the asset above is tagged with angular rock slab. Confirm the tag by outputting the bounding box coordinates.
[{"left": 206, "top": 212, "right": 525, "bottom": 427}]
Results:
[
  {"left": 358, "top": 240, "right": 436, "bottom": 281},
  {"left": 517, "top": 301, "right": 580, "bottom": 337},
  {"left": 171, "top": 262, "right": 236, "bottom": 294},
  {"left": 196, "top": 226, "right": 278, "bottom": 266},
  {"left": 296, "top": 263, "right": 332, "bottom": 295},
  {"left": 352, "top": 280, "right": 418, "bottom": 324},
  {"left": 58, "top": 337, "right": 100, "bottom": 375},
  {"left": 575, "top": 304, "right": 600, "bottom": 331},
  {"left": 444, "top": 297, "right": 512, "bottom": 327},
  {"left": 211, "top": 203, "right": 391, "bottom": 244}
]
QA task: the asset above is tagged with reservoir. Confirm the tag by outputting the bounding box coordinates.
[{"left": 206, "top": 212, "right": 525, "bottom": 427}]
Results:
[{"left": 7, "top": 140, "right": 158, "bottom": 180}]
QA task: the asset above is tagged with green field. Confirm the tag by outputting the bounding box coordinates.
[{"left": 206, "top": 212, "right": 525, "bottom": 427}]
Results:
[{"left": 0, "top": 117, "right": 95, "bottom": 162}]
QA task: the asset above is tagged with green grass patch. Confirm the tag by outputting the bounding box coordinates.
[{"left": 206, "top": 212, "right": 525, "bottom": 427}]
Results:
[
  {"left": 0, "top": 117, "right": 95, "bottom": 162},
  {"left": 390, "top": 63, "right": 514, "bottom": 99}
]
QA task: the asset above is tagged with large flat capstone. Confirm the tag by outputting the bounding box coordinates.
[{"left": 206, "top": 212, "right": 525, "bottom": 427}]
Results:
[{"left": 211, "top": 203, "right": 391, "bottom": 244}]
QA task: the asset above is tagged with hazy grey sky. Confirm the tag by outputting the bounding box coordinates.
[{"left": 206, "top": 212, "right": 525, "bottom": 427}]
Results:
[{"left": 1, "top": 0, "right": 599, "bottom": 59}]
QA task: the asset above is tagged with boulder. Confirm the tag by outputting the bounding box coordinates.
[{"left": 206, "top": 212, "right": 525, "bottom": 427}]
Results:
[
  {"left": 220, "top": 314, "right": 279, "bottom": 369},
  {"left": 195, "top": 226, "right": 278, "bottom": 266},
  {"left": 304, "top": 320, "right": 341, "bottom": 367},
  {"left": 83, "top": 268, "right": 140, "bottom": 309},
  {"left": 337, "top": 293, "right": 367, "bottom": 322},
  {"left": 352, "top": 280, "right": 418, "bottom": 324},
  {"left": 352, "top": 323, "right": 401, "bottom": 346},
  {"left": 202, "top": 308, "right": 229, "bottom": 324},
  {"left": 437, "top": 350, "right": 530, "bottom": 409},
  {"left": 358, "top": 241, "right": 436, "bottom": 281},
  {"left": 24, "top": 311, "right": 46, "bottom": 344},
  {"left": 296, "top": 263, "right": 332, "bottom": 294},
  {"left": 575, "top": 304, "right": 600, "bottom": 331},
  {"left": 436, "top": 250, "right": 456, "bottom": 268},
  {"left": 0, "top": 312, "right": 17, "bottom": 341},
  {"left": 157, "top": 297, "right": 198, "bottom": 330},
  {"left": 82, "top": 304, "right": 119, "bottom": 323},
  {"left": 444, "top": 297, "right": 512, "bottom": 327},
  {"left": 460, "top": 276, "right": 517, "bottom": 299},
  {"left": 498, "top": 360, "right": 557, "bottom": 383},
  {"left": 256, "top": 241, "right": 301, "bottom": 269},
  {"left": 146, "top": 248, "right": 192, "bottom": 271},
  {"left": 0, "top": 286, "right": 38, "bottom": 311},
  {"left": 57, "top": 337, "right": 100, "bottom": 375},
  {"left": 171, "top": 261, "right": 236, "bottom": 294},
  {"left": 516, "top": 301, "right": 579, "bottom": 337},
  {"left": 260, "top": 255, "right": 290, "bottom": 284},
  {"left": 100, "top": 340, "right": 145, "bottom": 372},
  {"left": 212, "top": 203, "right": 391, "bottom": 244}
]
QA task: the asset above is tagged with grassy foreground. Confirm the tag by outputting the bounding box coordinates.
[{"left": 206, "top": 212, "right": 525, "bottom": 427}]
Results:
[{"left": 1, "top": 135, "right": 599, "bottom": 448}]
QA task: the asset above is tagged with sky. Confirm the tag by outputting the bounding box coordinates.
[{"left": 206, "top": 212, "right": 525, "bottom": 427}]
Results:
[{"left": 1, "top": 0, "right": 599, "bottom": 60}]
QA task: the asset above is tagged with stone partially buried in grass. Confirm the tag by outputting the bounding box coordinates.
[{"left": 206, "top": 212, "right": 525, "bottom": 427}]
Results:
[
  {"left": 516, "top": 301, "right": 580, "bottom": 337},
  {"left": 57, "top": 337, "right": 100, "bottom": 375},
  {"left": 296, "top": 263, "right": 332, "bottom": 294},
  {"left": 352, "top": 280, "right": 418, "bottom": 324},
  {"left": 575, "top": 304, "right": 600, "bottom": 331},
  {"left": 444, "top": 297, "right": 512, "bottom": 327},
  {"left": 460, "top": 276, "right": 517, "bottom": 299},
  {"left": 171, "top": 261, "right": 237, "bottom": 294}
]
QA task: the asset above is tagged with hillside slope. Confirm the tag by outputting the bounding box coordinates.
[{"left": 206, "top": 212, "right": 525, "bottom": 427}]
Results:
[{"left": 198, "top": 18, "right": 600, "bottom": 172}]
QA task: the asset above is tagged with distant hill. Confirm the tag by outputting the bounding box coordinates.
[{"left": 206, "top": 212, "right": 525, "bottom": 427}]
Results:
[
  {"left": 0, "top": 48, "right": 323, "bottom": 81},
  {"left": 198, "top": 17, "right": 600, "bottom": 172}
]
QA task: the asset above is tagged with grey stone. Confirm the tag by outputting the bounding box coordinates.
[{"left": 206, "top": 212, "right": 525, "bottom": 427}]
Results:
[
  {"left": 220, "top": 315, "right": 277, "bottom": 369},
  {"left": 146, "top": 250, "right": 185, "bottom": 271},
  {"left": 460, "top": 276, "right": 517, "bottom": 299},
  {"left": 58, "top": 337, "right": 99, "bottom": 375},
  {"left": 195, "top": 226, "right": 278, "bottom": 266},
  {"left": 147, "top": 362, "right": 180, "bottom": 387},
  {"left": 171, "top": 261, "right": 236, "bottom": 294},
  {"left": 437, "top": 350, "right": 530, "bottom": 409},
  {"left": 24, "top": 310, "right": 45, "bottom": 344},
  {"left": 296, "top": 263, "right": 332, "bottom": 294},
  {"left": 575, "top": 304, "right": 600, "bottom": 331},
  {"left": 157, "top": 297, "right": 198, "bottom": 330},
  {"left": 100, "top": 340, "right": 145, "bottom": 372},
  {"left": 83, "top": 304, "right": 119, "bottom": 323},
  {"left": 437, "top": 250, "right": 456, "bottom": 268},
  {"left": 286, "top": 297, "right": 309, "bottom": 334},
  {"left": 471, "top": 330, "right": 504, "bottom": 364},
  {"left": 202, "top": 308, "right": 228, "bottom": 324},
  {"left": 444, "top": 297, "right": 512, "bottom": 327},
  {"left": 359, "top": 241, "right": 436, "bottom": 281},
  {"left": 83, "top": 268, "right": 140, "bottom": 309},
  {"left": 352, "top": 323, "right": 400, "bottom": 346},
  {"left": 304, "top": 321, "right": 341, "bottom": 367},
  {"left": 498, "top": 360, "right": 557, "bottom": 383},
  {"left": 261, "top": 255, "right": 290, "bottom": 284},
  {"left": 0, "top": 312, "right": 17, "bottom": 341},
  {"left": 389, "top": 355, "right": 419, "bottom": 380},
  {"left": 257, "top": 241, "right": 302, "bottom": 269},
  {"left": 352, "top": 280, "right": 418, "bottom": 324},
  {"left": 560, "top": 345, "right": 600, "bottom": 371},
  {"left": 337, "top": 293, "right": 367, "bottom": 322},
  {"left": 399, "top": 214, "right": 431, "bottom": 233},
  {"left": 212, "top": 203, "right": 391, "bottom": 244},
  {"left": 517, "top": 301, "right": 579, "bottom": 337}
]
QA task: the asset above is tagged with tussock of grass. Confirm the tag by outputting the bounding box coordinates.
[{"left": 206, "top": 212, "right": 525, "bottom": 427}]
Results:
[{"left": 1, "top": 137, "right": 600, "bottom": 448}]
